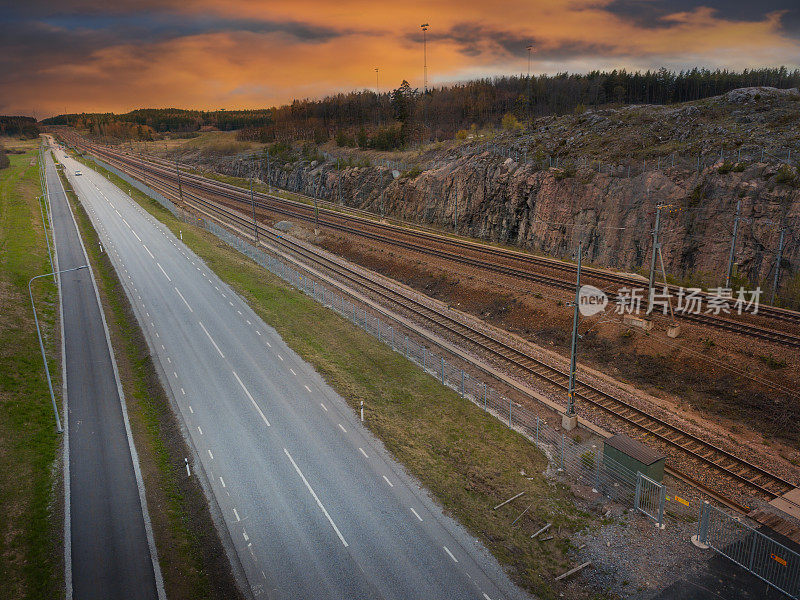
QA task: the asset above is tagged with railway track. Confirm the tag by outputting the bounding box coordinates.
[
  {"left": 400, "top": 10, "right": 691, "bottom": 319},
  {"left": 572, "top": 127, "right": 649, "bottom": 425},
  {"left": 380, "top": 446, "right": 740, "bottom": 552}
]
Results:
[
  {"left": 82, "top": 142, "right": 800, "bottom": 349},
  {"left": 94, "top": 147, "right": 797, "bottom": 511}
]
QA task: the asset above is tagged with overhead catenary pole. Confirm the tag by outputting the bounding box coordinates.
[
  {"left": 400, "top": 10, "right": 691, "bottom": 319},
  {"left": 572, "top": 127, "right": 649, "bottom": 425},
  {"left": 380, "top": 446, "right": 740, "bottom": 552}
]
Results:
[
  {"left": 526, "top": 44, "right": 534, "bottom": 122},
  {"left": 647, "top": 202, "right": 662, "bottom": 313},
  {"left": 726, "top": 198, "right": 742, "bottom": 288},
  {"left": 337, "top": 158, "right": 342, "bottom": 205},
  {"left": 265, "top": 148, "right": 271, "bottom": 193},
  {"left": 176, "top": 158, "right": 184, "bottom": 206},
  {"left": 249, "top": 167, "right": 258, "bottom": 243},
  {"left": 565, "top": 240, "right": 582, "bottom": 423},
  {"left": 771, "top": 227, "right": 786, "bottom": 305},
  {"left": 314, "top": 171, "right": 320, "bottom": 235}
]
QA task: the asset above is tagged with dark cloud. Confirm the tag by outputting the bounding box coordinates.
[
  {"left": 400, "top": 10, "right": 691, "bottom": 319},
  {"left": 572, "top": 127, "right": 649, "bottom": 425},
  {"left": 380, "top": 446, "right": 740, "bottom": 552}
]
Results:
[
  {"left": 606, "top": 0, "right": 800, "bottom": 36},
  {"left": 0, "top": 13, "right": 352, "bottom": 89},
  {"left": 406, "top": 22, "right": 619, "bottom": 61}
]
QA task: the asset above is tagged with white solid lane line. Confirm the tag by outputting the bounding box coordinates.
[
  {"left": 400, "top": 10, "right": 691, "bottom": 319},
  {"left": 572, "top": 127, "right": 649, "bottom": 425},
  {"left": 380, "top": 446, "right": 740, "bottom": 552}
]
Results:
[
  {"left": 231, "top": 371, "right": 271, "bottom": 427},
  {"left": 174, "top": 287, "right": 193, "bottom": 312},
  {"left": 142, "top": 244, "right": 155, "bottom": 259},
  {"left": 283, "top": 448, "right": 348, "bottom": 548},
  {"left": 410, "top": 507, "right": 423, "bottom": 522},
  {"left": 199, "top": 321, "right": 225, "bottom": 358},
  {"left": 443, "top": 546, "right": 459, "bottom": 564},
  {"left": 156, "top": 262, "right": 171, "bottom": 282}
]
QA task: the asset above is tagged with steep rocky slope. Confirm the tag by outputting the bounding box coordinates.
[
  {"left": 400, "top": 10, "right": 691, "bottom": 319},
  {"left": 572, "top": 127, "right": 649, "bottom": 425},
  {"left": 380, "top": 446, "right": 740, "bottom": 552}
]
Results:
[{"left": 180, "top": 87, "right": 800, "bottom": 299}]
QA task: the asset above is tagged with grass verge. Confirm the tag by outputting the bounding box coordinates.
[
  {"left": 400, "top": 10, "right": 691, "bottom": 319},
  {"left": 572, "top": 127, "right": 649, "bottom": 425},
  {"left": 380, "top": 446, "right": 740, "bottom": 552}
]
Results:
[
  {"left": 0, "top": 146, "right": 62, "bottom": 599},
  {"left": 81, "top": 155, "right": 599, "bottom": 599},
  {"left": 56, "top": 166, "right": 242, "bottom": 600}
]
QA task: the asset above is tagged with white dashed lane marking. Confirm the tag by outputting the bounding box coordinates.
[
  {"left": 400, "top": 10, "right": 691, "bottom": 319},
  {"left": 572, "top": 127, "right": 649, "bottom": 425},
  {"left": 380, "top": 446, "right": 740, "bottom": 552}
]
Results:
[{"left": 232, "top": 371, "right": 271, "bottom": 427}]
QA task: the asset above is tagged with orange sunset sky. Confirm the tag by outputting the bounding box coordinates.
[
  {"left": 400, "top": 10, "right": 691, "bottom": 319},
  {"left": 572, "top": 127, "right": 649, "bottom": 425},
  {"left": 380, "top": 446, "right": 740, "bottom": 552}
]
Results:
[{"left": 1, "top": 0, "right": 799, "bottom": 117}]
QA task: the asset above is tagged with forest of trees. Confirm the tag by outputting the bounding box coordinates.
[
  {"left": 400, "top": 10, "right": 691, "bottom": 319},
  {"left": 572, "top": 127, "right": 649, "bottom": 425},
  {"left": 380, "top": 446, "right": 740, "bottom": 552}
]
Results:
[
  {"left": 42, "top": 108, "right": 271, "bottom": 135},
  {"left": 43, "top": 67, "right": 800, "bottom": 149},
  {"left": 0, "top": 116, "right": 40, "bottom": 139}
]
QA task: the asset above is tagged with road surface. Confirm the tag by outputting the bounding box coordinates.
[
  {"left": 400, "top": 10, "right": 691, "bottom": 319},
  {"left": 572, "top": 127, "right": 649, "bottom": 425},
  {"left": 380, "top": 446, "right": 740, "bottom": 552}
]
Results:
[
  {"left": 46, "top": 151, "right": 163, "bottom": 600},
  {"left": 55, "top": 147, "right": 528, "bottom": 600}
]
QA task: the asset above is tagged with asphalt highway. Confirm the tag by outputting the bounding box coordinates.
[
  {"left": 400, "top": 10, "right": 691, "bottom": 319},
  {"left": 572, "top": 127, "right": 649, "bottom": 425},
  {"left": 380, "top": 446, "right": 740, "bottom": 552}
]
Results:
[
  {"left": 46, "top": 151, "right": 163, "bottom": 600},
  {"left": 55, "top": 147, "right": 528, "bottom": 600}
]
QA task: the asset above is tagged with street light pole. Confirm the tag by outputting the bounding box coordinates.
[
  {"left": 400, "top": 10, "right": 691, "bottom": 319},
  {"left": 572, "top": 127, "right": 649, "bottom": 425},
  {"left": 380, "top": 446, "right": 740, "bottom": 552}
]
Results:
[
  {"left": 421, "top": 24, "right": 429, "bottom": 93},
  {"left": 29, "top": 264, "right": 89, "bottom": 433},
  {"left": 36, "top": 194, "right": 55, "bottom": 275},
  {"left": 375, "top": 67, "right": 380, "bottom": 126},
  {"left": 421, "top": 23, "right": 430, "bottom": 144}
]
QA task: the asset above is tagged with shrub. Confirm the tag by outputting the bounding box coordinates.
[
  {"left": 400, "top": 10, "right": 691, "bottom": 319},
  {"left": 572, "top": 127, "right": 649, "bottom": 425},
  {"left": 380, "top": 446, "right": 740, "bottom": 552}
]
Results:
[
  {"left": 553, "top": 164, "right": 576, "bottom": 180},
  {"left": 455, "top": 129, "right": 468, "bottom": 140},
  {"left": 718, "top": 161, "right": 734, "bottom": 174},
  {"left": 775, "top": 164, "right": 797, "bottom": 187},
  {"left": 501, "top": 113, "right": 520, "bottom": 131}
]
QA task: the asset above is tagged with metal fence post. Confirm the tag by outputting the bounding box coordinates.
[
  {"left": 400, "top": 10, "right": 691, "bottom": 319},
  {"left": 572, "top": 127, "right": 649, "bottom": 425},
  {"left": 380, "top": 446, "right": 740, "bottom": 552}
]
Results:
[
  {"left": 423, "top": 346, "right": 426, "bottom": 370},
  {"left": 634, "top": 472, "right": 642, "bottom": 512},
  {"left": 560, "top": 434, "right": 565, "bottom": 470},
  {"left": 698, "top": 502, "right": 710, "bottom": 544},
  {"left": 441, "top": 357, "right": 445, "bottom": 384},
  {"left": 404, "top": 335, "right": 408, "bottom": 358},
  {"left": 535, "top": 416, "right": 540, "bottom": 443},
  {"left": 483, "top": 383, "right": 487, "bottom": 410},
  {"left": 594, "top": 448, "right": 601, "bottom": 491},
  {"left": 460, "top": 370, "right": 464, "bottom": 396},
  {"left": 390, "top": 326, "right": 394, "bottom": 350},
  {"left": 509, "top": 399, "right": 512, "bottom": 427}
]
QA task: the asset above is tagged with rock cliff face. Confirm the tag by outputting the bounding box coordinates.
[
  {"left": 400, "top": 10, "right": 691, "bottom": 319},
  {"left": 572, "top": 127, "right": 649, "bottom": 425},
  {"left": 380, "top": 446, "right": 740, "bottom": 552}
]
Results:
[
  {"left": 181, "top": 87, "right": 800, "bottom": 294},
  {"left": 262, "top": 156, "right": 799, "bottom": 291}
]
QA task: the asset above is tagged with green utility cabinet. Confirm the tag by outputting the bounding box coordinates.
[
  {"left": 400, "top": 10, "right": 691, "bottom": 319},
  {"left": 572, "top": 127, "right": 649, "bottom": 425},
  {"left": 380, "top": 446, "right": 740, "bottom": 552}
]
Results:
[{"left": 603, "top": 434, "right": 666, "bottom": 482}]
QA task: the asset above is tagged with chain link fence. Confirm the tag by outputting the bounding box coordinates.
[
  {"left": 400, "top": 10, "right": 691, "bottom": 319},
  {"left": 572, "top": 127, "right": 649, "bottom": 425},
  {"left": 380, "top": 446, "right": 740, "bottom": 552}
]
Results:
[{"left": 698, "top": 503, "right": 800, "bottom": 599}]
